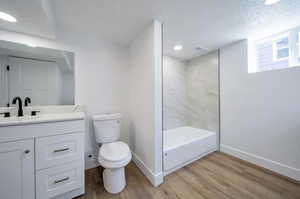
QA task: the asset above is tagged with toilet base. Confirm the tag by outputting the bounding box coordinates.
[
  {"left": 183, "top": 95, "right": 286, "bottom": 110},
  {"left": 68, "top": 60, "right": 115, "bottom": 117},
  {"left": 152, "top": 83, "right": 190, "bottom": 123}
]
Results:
[{"left": 103, "top": 167, "right": 126, "bottom": 194}]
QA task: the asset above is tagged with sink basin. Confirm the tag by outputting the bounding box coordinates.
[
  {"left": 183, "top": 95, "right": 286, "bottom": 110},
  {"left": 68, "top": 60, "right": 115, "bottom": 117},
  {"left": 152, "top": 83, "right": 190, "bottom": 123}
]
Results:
[{"left": 0, "top": 112, "right": 85, "bottom": 127}]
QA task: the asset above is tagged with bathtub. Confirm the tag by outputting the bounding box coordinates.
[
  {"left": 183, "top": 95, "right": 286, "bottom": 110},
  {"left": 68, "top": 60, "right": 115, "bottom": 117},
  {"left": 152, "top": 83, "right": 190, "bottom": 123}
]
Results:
[{"left": 163, "top": 126, "right": 217, "bottom": 175}]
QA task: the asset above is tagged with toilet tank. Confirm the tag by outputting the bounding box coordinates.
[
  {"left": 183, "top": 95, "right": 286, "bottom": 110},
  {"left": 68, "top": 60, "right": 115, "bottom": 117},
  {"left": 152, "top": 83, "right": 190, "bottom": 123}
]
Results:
[{"left": 92, "top": 113, "right": 122, "bottom": 144}]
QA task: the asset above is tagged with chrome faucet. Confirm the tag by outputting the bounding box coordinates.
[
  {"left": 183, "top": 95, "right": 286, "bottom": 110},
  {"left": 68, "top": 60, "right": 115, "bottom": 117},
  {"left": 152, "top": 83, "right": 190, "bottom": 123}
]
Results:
[{"left": 12, "top": 97, "right": 23, "bottom": 117}]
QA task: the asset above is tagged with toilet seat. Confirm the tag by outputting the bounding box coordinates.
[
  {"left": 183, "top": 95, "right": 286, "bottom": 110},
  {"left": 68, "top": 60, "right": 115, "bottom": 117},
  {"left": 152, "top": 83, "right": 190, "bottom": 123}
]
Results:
[
  {"left": 100, "top": 141, "right": 130, "bottom": 162},
  {"left": 98, "top": 141, "right": 131, "bottom": 169}
]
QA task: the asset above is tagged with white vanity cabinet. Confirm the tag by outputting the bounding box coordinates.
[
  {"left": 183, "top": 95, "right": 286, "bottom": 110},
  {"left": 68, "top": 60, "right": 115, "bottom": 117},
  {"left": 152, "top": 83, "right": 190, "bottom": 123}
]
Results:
[
  {"left": 0, "top": 115, "right": 85, "bottom": 199},
  {"left": 0, "top": 139, "right": 35, "bottom": 199},
  {"left": 35, "top": 133, "right": 84, "bottom": 199}
]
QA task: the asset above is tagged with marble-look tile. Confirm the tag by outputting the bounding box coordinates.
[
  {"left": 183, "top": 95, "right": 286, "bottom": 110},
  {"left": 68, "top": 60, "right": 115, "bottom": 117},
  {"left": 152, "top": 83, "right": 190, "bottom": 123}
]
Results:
[
  {"left": 163, "top": 51, "right": 219, "bottom": 132},
  {"left": 163, "top": 56, "right": 187, "bottom": 130},
  {"left": 186, "top": 51, "right": 219, "bottom": 132}
]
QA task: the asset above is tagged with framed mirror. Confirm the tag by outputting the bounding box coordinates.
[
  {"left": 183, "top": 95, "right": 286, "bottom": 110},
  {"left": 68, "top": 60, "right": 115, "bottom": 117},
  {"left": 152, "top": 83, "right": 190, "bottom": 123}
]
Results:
[{"left": 0, "top": 40, "right": 75, "bottom": 107}]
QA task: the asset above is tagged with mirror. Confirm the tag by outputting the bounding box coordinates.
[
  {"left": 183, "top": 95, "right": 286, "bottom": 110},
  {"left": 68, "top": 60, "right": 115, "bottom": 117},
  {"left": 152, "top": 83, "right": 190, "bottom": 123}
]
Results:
[{"left": 0, "top": 40, "right": 75, "bottom": 107}]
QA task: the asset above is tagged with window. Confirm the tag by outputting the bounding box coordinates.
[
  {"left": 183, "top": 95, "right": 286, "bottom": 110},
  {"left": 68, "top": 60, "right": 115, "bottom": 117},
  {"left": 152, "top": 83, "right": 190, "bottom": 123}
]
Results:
[
  {"left": 249, "top": 26, "right": 300, "bottom": 73},
  {"left": 273, "top": 35, "right": 289, "bottom": 61},
  {"left": 298, "top": 32, "right": 300, "bottom": 61}
]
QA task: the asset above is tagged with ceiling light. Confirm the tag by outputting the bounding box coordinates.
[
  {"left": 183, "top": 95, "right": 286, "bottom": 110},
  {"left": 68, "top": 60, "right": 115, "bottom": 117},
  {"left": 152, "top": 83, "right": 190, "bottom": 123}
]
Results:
[
  {"left": 23, "top": 42, "right": 37, "bottom": 48},
  {"left": 174, "top": 45, "right": 183, "bottom": 51},
  {"left": 264, "top": 0, "right": 280, "bottom": 5},
  {"left": 195, "top": 47, "right": 205, "bottom": 51},
  {"left": 25, "top": 43, "right": 37, "bottom": 48},
  {"left": 0, "top": 12, "right": 17, "bottom": 23}
]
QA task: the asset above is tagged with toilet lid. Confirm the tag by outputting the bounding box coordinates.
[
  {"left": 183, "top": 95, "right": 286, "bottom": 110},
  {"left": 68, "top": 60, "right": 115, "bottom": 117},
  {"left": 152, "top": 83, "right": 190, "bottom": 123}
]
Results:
[{"left": 99, "top": 141, "right": 130, "bottom": 162}]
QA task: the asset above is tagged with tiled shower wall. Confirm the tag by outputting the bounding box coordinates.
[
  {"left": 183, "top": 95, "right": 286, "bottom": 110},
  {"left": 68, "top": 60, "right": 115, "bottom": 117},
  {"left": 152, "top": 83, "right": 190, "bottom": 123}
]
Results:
[
  {"left": 163, "top": 51, "right": 219, "bottom": 132},
  {"left": 163, "top": 56, "right": 188, "bottom": 130}
]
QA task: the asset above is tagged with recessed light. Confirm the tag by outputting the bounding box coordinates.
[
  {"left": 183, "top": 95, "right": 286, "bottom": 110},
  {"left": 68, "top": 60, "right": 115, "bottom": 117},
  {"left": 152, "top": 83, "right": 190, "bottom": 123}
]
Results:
[
  {"left": 174, "top": 45, "right": 183, "bottom": 51},
  {"left": 264, "top": 0, "right": 280, "bottom": 5},
  {"left": 195, "top": 47, "right": 204, "bottom": 51},
  {"left": 23, "top": 42, "right": 37, "bottom": 48},
  {"left": 26, "top": 43, "right": 37, "bottom": 48},
  {"left": 0, "top": 11, "right": 17, "bottom": 23}
]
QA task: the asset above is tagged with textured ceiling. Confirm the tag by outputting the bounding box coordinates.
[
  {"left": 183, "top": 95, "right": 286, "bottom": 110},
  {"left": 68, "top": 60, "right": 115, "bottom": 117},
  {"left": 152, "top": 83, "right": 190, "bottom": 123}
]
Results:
[
  {"left": 162, "top": 0, "right": 300, "bottom": 60},
  {"left": 1, "top": 0, "right": 300, "bottom": 60},
  {"left": 0, "top": 0, "right": 56, "bottom": 38},
  {"left": 51, "top": 0, "right": 300, "bottom": 60}
]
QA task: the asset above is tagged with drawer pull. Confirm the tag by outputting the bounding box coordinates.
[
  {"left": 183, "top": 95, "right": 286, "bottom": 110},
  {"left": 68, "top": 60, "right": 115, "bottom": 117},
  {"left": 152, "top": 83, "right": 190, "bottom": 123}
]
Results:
[
  {"left": 53, "top": 148, "right": 69, "bottom": 153},
  {"left": 54, "top": 177, "right": 69, "bottom": 184}
]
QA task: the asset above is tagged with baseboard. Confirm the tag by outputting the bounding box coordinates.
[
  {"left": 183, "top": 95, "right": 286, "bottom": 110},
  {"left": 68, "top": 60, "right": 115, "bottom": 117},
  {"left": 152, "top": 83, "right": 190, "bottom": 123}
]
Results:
[
  {"left": 85, "top": 159, "right": 99, "bottom": 170},
  {"left": 220, "top": 144, "right": 300, "bottom": 182},
  {"left": 132, "top": 152, "right": 164, "bottom": 187}
]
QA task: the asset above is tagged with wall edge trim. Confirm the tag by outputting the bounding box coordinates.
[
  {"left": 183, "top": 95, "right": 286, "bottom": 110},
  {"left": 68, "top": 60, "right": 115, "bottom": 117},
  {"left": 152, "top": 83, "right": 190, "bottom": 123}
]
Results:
[{"left": 132, "top": 152, "right": 164, "bottom": 187}]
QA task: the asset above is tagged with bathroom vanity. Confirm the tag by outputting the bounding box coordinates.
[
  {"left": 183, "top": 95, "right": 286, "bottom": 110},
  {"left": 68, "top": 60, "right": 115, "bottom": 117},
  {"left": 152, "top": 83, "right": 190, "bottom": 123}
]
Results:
[{"left": 0, "top": 112, "right": 85, "bottom": 199}]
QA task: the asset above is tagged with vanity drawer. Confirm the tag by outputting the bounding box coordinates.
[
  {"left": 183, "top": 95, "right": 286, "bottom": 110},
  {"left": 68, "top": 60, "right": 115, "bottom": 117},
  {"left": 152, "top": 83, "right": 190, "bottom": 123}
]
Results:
[
  {"left": 35, "top": 133, "right": 84, "bottom": 170},
  {"left": 36, "top": 161, "right": 84, "bottom": 199}
]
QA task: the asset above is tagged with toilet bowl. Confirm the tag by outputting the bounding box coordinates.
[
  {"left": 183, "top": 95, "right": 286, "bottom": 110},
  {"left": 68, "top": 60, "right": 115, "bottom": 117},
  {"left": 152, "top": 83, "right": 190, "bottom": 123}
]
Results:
[
  {"left": 98, "top": 141, "right": 132, "bottom": 194},
  {"left": 92, "top": 113, "right": 131, "bottom": 194}
]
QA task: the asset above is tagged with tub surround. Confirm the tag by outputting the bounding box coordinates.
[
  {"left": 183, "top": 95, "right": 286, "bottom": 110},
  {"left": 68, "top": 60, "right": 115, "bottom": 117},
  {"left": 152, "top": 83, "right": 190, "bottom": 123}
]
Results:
[
  {"left": 163, "top": 56, "right": 188, "bottom": 130},
  {"left": 186, "top": 52, "right": 219, "bottom": 132},
  {"left": 163, "top": 51, "right": 219, "bottom": 132}
]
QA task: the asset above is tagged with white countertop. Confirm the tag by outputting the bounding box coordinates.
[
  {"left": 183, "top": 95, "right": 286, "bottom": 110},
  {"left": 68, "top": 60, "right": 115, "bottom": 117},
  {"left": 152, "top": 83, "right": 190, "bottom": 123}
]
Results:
[{"left": 0, "top": 112, "right": 85, "bottom": 127}]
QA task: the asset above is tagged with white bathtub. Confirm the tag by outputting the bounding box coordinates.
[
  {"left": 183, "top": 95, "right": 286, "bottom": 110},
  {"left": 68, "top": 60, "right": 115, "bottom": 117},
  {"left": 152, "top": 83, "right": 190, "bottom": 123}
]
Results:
[{"left": 163, "top": 126, "right": 217, "bottom": 175}]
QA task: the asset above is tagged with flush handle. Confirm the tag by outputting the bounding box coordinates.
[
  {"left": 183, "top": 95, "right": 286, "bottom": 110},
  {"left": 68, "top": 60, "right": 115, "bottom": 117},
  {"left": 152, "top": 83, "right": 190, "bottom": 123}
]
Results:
[{"left": 53, "top": 148, "right": 69, "bottom": 153}]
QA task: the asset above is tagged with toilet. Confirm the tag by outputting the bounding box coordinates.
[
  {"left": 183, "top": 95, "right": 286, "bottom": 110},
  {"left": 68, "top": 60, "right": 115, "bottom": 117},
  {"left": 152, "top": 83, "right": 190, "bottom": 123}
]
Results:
[{"left": 92, "top": 113, "right": 132, "bottom": 194}]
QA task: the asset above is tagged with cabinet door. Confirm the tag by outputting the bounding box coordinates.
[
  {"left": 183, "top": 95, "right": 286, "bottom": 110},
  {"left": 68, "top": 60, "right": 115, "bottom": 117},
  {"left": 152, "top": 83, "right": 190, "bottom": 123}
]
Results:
[{"left": 0, "top": 139, "right": 35, "bottom": 199}]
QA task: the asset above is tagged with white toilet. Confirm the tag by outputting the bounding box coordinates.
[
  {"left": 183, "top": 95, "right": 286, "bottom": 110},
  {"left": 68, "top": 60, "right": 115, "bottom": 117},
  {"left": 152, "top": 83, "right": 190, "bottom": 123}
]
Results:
[{"left": 92, "top": 113, "right": 132, "bottom": 194}]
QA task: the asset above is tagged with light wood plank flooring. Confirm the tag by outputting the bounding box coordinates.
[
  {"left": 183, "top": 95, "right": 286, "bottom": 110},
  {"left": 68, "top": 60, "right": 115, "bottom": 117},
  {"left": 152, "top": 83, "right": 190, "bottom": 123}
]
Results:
[{"left": 77, "top": 152, "right": 300, "bottom": 199}]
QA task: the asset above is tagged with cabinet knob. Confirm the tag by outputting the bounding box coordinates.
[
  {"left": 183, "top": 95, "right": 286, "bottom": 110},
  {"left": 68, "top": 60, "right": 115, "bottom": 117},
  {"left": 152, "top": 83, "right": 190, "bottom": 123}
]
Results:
[{"left": 24, "top": 150, "right": 30, "bottom": 154}]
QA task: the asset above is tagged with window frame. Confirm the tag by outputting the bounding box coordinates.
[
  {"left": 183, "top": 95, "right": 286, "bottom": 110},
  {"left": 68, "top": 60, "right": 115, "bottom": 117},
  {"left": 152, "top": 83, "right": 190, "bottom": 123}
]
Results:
[
  {"left": 249, "top": 26, "right": 300, "bottom": 74},
  {"left": 272, "top": 33, "right": 290, "bottom": 62},
  {"left": 296, "top": 30, "right": 300, "bottom": 59}
]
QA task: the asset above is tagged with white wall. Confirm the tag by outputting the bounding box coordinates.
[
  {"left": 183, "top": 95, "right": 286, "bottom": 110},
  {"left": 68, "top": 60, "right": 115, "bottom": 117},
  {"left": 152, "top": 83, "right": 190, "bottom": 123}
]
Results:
[
  {"left": 0, "top": 23, "right": 163, "bottom": 184},
  {"left": 74, "top": 40, "right": 129, "bottom": 169},
  {"left": 128, "top": 21, "right": 163, "bottom": 186},
  {"left": 0, "top": 30, "right": 130, "bottom": 169},
  {"left": 220, "top": 40, "right": 300, "bottom": 181}
]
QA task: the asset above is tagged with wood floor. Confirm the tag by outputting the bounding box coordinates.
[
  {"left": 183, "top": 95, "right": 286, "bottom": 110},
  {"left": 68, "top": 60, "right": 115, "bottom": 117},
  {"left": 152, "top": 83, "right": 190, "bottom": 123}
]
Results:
[{"left": 77, "top": 152, "right": 300, "bottom": 199}]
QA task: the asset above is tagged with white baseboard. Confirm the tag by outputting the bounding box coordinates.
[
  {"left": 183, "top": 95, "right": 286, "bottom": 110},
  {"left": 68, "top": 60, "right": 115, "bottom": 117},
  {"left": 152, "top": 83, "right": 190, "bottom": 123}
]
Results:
[
  {"left": 85, "top": 159, "right": 99, "bottom": 170},
  {"left": 132, "top": 152, "right": 164, "bottom": 187},
  {"left": 221, "top": 144, "right": 300, "bottom": 182}
]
